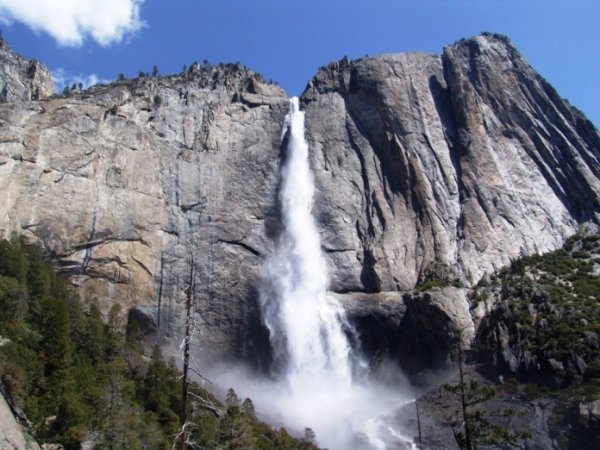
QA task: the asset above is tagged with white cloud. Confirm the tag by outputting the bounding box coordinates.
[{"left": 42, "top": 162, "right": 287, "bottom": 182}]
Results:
[
  {"left": 52, "top": 68, "right": 109, "bottom": 92},
  {"left": 0, "top": 0, "right": 144, "bottom": 46}
]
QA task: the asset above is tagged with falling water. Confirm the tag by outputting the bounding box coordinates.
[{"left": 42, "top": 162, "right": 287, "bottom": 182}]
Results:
[
  {"left": 261, "top": 97, "right": 352, "bottom": 391},
  {"left": 254, "top": 97, "right": 417, "bottom": 449}
]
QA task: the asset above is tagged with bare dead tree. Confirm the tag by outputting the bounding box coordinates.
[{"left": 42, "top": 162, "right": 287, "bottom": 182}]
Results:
[
  {"left": 416, "top": 400, "right": 423, "bottom": 447},
  {"left": 457, "top": 341, "right": 471, "bottom": 450},
  {"left": 180, "top": 256, "right": 195, "bottom": 450}
]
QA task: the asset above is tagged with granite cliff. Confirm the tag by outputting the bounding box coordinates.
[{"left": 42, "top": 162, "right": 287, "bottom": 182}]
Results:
[
  {"left": 0, "top": 33, "right": 599, "bottom": 372},
  {"left": 0, "top": 390, "right": 40, "bottom": 450},
  {"left": 0, "top": 37, "right": 53, "bottom": 103}
]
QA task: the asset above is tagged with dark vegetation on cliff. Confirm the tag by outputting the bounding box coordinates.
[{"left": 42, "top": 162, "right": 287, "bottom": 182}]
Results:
[
  {"left": 60, "top": 57, "right": 274, "bottom": 105},
  {"left": 0, "top": 236, "right": 316, "bottom": 449},
  {"left": 420, "top": 231, "right": 600, "bottom": 449},
  {"left": 473, "top": 230, "right": 600, "bottom": 388},
  {"left": 415, "top": 231, "right": 600, "bottom": 450}
]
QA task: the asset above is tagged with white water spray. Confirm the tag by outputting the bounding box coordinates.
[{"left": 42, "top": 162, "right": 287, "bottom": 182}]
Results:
[
  {"left": 261, "top": 97, "right": 352, "bottom": 391},
  {"left": 253, "top": 97, "right": 417, "bottom": 449}
]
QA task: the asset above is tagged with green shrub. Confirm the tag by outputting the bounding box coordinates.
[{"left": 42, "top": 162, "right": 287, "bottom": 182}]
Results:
[{"left": 475, "top": 232, "right": 600, "bottom": 386}]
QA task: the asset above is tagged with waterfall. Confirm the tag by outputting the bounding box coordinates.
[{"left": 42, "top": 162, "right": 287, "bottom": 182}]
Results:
[
  {"left": 252, "top": 97, "right": 416, "bottom": 450},
  {"left": 260, "top": 97, "right": 352, "bottom": 391}
]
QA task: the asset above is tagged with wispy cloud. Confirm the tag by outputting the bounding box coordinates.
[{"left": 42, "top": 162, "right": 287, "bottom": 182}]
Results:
[
  {"left": 51, "top": 68, "right": 110, "bottom": 93},
  {"left": 0, "top": 0, "right": 144, "bottom": 46}
]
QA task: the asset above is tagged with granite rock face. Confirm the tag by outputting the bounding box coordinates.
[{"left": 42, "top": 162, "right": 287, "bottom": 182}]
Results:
[
  {"left": 0, "top": 61, "right": 289, "bottom": 360},
  {"left": 0, "top": 391, "right": 40, "bottom": 450},
  {"left": 336, "top": 287, "right": 473, "bottom": 379},
  {"left": 303, "top": 33, "right": 600, "bottom": 295},
  {"left": 0, "top": 39, "right": 54, "bottom": 103},
  {"left": 0, "top": 34, "right": 599, "bottom": 369}
]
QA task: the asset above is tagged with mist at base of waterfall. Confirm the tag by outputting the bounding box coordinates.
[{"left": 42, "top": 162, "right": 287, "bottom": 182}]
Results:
[{"left": 206, "top": 358, "right": 418, "bottom": 450}]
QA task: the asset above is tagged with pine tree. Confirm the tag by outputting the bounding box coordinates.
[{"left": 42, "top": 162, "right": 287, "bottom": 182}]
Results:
[
  {"left": 106, "top": 304, "right": 124, "bottom": 357},
  {"left": 77, "top": 301, "right": 106, "bottom": 364},
  {"left": 217, "top": 388, "right": 253, "bottom": 449},
  {"left": 97, "top": 357, "right": 142, "bottom": 449},
  {"left": 0, "top": 237, "right": 28, "bottom": 283},
  {"left": 42, "top": 294, "right": 72, "bottom": 374},
  {"left": 273, "top": 427, "right": 298, "bottom": 449},
  {"left": 0, "top": 275, "right": 26, "bottom": 324},
  {"left": 241, "top": 397, "right": 256, "bottom": 420},
  {"left": 140, "top": 345, "right": 179, "bottom": 434},
  {"left": 301, "top": 427, "right": 317, "bottom": 448}
]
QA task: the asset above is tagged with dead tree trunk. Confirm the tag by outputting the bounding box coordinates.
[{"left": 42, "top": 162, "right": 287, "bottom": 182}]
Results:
[
  {"left": 180, "top": 257, "right": 194, "bottom": 450},
  {"left": 416, "top": 400, "right": 422, "bottom": 447},
  {"left": 458, "top": 339, "right": 471, "bottom": 450}
]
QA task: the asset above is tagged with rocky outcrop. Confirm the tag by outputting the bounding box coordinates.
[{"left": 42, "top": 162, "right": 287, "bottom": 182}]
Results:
[
  {"left": 0, "top": 34, "right": 599, "bottom": 369},
  {"left": 335, "top": 291, "right": 406, "bottom": 361},
  {"left": 413, "top": 363, "right": 583, "bottom": 450},
  {"left": 0, "top": 391, "right": 40, "bottom": 450},
  {"left": 473, "top": 230, "right": 600, "bottom": 388},
  {"left": 0, "top": 39, "right": 54, "bottom": 102},
  {"left": 337, "top": 287, "right": 473, "bottom": 383},
  {"left": 398, "top": 288, "right": 473, "bottom": 376}
]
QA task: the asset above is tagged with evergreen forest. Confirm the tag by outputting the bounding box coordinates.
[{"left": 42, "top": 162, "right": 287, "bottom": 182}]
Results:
[{"left": 0, "top": 236, "right": 316, "bottom": 449}]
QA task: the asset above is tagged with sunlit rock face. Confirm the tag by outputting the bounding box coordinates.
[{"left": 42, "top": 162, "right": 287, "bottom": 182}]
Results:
[
  {"left": 0, "top": 391, "right": 40, "bottom": 450},
  {"left": 304, "top": 33, "right": 600, "bottom": 295},
  {"left": 0, "top": 38, "right": 54, "bottom": 102},
  {"left": 0, "top": 57, "right": 290, "bottom": 361},
  {"left": 1, "top": 34, "right": 600, "bottom": 369}
]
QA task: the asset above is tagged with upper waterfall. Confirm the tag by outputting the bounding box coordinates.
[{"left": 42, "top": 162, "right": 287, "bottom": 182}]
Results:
[{"left": 260, "top": 96, "right": 353, "bottom": 389}]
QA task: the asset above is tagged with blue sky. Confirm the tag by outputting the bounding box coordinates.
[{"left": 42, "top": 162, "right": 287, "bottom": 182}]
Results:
[{"left": 1, "top": 0, "right": 599, "bottom": 126}]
